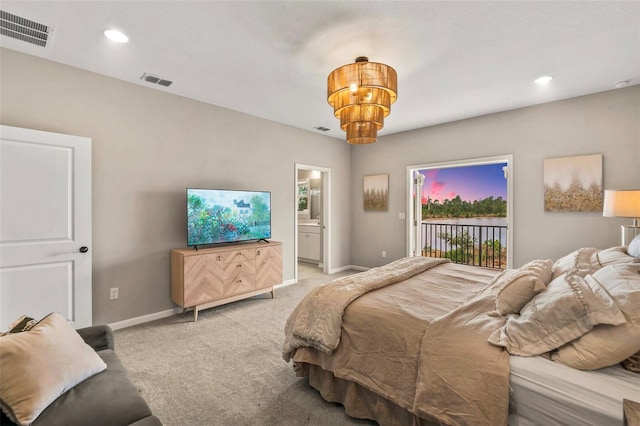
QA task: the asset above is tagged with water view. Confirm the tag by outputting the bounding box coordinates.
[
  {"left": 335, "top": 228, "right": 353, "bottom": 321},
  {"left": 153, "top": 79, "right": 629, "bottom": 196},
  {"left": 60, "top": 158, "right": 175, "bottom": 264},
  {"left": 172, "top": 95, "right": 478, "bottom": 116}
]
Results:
[
  {"left": 423, "top": 217, "right": 507, "bottom": 245},
  {"left": 416, "top": 163, "right": 509, "bottom": 268}
]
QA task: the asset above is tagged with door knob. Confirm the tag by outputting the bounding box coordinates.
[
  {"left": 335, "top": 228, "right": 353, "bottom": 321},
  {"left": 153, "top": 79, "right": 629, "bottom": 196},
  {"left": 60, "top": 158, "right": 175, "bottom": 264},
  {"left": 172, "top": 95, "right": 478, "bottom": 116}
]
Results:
[{"left": 79, "top": 246, "right": 89, "bottom": 253}]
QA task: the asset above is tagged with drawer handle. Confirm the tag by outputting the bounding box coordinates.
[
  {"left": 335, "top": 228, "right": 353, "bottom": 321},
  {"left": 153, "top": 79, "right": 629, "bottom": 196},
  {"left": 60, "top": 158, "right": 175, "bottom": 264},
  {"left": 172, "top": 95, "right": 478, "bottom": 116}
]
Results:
[
  {"left": 217, "top": 255, "right": 222, "bottom": 261},
  {"left": 257, "top": 250, "right": 261, "bottom": 256},
  {"left": 237, "top": 264, "right": 242, "bottom": 268}
]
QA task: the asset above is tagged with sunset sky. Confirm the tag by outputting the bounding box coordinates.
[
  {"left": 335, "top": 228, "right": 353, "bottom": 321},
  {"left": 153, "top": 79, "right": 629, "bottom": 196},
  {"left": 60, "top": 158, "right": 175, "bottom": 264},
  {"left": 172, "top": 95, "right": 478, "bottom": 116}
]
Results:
[{"left": 419, "top": 163, "right": 507, "bottom": 203}]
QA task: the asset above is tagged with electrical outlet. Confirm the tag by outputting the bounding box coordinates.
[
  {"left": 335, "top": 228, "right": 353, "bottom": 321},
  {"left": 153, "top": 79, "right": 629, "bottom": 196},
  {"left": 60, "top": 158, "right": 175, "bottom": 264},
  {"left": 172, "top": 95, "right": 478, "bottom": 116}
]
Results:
[
  {"left": 382, "top": 251, "right": 387, "bottom": 258},
  {"left": 109, "top": 287, "right": 119, "bottom": 300}
]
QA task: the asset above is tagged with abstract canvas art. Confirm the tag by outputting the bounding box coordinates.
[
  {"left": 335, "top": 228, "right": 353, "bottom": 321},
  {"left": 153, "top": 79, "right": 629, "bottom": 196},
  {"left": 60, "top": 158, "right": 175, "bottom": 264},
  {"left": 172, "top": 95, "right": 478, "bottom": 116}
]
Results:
[
  {"left": 543, "top": 154, "right": 603, "bottom": 212},
  {"left": 364, "top": 174, "right": 389, "bottom": 211}
]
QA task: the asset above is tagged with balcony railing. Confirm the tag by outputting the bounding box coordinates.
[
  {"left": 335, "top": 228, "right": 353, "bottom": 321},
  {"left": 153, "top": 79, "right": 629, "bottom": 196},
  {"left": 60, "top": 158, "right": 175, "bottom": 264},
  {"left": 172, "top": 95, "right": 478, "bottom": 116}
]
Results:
[{"left": 420, "top": 222, "right": 507, "bottom": 269}]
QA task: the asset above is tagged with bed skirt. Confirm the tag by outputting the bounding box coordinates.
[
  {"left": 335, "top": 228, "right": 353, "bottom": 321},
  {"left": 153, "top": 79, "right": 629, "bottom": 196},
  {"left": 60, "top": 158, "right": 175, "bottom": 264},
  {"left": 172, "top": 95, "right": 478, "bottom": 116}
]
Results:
[{"left": 307, "top": 364, "right": 439, "bottom": 426}]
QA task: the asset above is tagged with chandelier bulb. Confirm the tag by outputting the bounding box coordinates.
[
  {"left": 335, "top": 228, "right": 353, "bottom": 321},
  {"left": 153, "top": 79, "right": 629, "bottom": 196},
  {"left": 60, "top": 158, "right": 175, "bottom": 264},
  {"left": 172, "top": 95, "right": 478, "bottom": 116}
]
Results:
[{"left": 349, "top": 83, "right": 358, "bottom": 93}]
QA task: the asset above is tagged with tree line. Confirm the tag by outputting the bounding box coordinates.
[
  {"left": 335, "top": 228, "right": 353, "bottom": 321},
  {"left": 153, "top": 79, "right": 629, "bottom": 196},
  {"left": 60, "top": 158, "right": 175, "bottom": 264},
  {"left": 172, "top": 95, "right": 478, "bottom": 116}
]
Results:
[{"left": 422, "top": 195, "right": 506, "bottom": 218}]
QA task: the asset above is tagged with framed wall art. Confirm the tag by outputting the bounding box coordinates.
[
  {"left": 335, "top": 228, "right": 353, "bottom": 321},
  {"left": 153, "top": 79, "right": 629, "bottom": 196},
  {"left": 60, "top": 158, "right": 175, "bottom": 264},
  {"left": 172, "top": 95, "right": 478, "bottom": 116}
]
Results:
[
  {"left": 543, "top": 154, "right": 603, "bottom": 212},
  {"left": 364, "top": 174, "right": 389, "bottom": 211}
]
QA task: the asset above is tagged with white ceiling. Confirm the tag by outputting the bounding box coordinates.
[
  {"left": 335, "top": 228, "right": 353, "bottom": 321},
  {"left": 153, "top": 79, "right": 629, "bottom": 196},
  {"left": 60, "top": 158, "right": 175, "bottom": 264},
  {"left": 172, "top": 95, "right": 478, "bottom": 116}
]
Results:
[{"left": 1, "top": 1, "right": 639, "bottom": 142}]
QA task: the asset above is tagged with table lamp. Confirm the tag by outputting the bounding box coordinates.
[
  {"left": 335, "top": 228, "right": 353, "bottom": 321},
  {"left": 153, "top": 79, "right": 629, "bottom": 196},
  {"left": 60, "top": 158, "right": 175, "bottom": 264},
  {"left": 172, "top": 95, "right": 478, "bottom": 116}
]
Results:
[{"left": 602, "top": 189, "right": 640, "bottom": 245}]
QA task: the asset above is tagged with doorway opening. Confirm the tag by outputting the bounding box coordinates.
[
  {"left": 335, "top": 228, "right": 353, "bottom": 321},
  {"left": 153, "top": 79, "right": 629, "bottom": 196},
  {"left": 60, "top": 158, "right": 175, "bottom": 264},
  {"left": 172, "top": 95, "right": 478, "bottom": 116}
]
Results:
[
  {"left": 295, "top": 164, "right": 331, "bottom": 282},
  {"left": 407, "top": 155, "right": 513, "bottom": 269}
]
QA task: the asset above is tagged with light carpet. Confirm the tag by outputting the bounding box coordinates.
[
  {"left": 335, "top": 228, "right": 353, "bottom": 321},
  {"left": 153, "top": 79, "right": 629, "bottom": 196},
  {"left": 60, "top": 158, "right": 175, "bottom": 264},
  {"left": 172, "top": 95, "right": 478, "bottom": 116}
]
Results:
[{"left": 115, "top": 263, "right": 376, "bottom": 426}]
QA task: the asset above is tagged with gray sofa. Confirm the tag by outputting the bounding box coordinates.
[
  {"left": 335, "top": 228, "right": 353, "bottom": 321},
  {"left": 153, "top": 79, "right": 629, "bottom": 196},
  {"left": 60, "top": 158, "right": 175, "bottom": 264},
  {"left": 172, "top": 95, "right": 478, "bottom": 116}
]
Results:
[{"left": 1, "top": 325, "right": 161, "bottom": 426}]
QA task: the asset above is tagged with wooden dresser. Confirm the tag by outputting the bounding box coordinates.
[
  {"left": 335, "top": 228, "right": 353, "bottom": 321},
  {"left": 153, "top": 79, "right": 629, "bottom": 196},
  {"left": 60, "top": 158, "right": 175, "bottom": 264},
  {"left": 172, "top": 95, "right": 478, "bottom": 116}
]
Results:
[{"left": 171, "top": 241, "right": 282, "bottom": 321}]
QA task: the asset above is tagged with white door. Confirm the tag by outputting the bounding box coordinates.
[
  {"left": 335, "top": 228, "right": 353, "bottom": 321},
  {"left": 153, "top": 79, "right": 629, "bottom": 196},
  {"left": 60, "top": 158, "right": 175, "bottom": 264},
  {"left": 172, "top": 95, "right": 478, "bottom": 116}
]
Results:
[
  {"left": 294, "top": 164, "right": 331, "bottom": 279},
  {"left": 411, "top": 170, "right": 425, "bottom": 257},
  {"left": 0, "top": 125, "right": 92, "bottom": 329}
]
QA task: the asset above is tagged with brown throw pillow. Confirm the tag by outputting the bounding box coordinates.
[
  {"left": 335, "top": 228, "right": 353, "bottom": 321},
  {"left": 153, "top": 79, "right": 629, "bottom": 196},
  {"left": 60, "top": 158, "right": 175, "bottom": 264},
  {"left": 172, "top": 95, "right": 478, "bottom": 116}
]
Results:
[
  {"left": 491, "top": 259, "right": 553, "bottom": 316},
  {"left": 622, "top": 352, "right": 640, "bottom": 373},
  {"left": 5, "top": 315, "right": 36, "bottom": 334}
]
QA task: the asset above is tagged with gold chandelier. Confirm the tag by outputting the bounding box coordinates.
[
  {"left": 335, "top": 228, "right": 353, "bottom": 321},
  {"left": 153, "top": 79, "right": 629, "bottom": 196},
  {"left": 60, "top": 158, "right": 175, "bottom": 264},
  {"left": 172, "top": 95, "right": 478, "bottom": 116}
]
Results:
[{"left": 327, "top": 57, "right": 397, "bottom": 144}]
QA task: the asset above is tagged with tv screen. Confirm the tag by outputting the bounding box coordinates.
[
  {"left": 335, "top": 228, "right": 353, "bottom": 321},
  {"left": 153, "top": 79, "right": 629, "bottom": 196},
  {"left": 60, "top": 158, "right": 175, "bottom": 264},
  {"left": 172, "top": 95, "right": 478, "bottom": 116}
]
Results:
[{"left": 187, "top": 188, "right": 271, "bottom": 246}]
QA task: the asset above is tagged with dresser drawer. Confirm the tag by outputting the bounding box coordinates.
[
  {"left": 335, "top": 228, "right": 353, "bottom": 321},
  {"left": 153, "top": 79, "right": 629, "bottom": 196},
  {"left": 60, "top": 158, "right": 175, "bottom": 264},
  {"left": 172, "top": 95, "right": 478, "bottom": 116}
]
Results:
[
  {"left": 217, "top": 248, "right": 256, "bottom": 264},
  {"left": 223, "top": 273, "right": 256, "bottom": 296},
  {"left": 223, "top": 260, "right": 255, "bottom": 280}
]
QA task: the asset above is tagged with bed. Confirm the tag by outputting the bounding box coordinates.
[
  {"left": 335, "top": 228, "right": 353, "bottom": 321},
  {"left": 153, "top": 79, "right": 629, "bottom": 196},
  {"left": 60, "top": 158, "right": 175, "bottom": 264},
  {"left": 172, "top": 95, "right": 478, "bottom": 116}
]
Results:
[{"left": 283, "top": 246, "right": 640, "bottom": 426}]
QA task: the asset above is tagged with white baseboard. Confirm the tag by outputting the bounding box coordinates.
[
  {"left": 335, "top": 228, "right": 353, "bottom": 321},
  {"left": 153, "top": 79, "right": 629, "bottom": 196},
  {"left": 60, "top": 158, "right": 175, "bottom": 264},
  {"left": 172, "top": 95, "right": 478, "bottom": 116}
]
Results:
[
  {"left": 109, "top": 269, "right": 376, "bottom": 331},
  {"left": 109, "top": 280, "right": 297, "bottom": 331},
  {"left": 108, "top": 307, "right": 182, "bottom": 331},
  {"left": 275, "top": 278, "right": 296, "bottom": 289},
  {"left": 328, "top": 265, "right": 369, "bottom": 274}
]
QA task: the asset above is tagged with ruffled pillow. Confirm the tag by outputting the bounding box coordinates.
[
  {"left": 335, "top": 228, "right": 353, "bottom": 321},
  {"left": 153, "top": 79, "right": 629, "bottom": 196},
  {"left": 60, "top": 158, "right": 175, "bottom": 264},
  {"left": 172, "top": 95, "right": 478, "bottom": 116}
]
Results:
[
  {"left": 591, "top": 245, "right": 640, "bottom": 268},
  {"left": 488, "top": 271, "right": 625, "bottom": 356},
  {"left": 551, "top": 247, "right": 600, "bottom": 280},
  {"left": 491, "top": 259, "right": 553, "bottom": 316},
  {"left": 551, "top": 263, "right": 640, "bottom": 369}
]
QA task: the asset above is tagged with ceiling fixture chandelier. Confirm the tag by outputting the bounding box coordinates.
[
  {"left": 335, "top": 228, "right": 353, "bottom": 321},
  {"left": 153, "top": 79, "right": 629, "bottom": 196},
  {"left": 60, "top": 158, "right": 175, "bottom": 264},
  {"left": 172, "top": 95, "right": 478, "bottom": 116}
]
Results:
[{"left": 327, "top": 57, "right": 397, "bottom": 144}]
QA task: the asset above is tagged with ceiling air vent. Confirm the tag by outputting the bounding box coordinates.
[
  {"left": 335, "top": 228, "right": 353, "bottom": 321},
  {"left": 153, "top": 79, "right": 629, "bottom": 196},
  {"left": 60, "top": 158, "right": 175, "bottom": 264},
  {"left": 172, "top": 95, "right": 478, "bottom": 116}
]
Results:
[
  {"left": 141, "top": 73, "right": 173, "bottom": 87},
  {"left": 0, "top": 10, "right": 50, "bottom": 47},
  {"left": 314, "top": 126, "right": 330, "bottom": 132}
]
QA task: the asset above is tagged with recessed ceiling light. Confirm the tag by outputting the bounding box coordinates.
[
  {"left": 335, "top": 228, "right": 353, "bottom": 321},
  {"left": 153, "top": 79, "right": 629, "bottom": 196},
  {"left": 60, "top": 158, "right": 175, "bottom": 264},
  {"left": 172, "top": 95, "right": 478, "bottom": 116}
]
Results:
[
  {"left": 534, "top": 75, "right": 553, "bottom": 85},
  {"left": 103, "top": 29, "right": 128, "bottom": 43}
]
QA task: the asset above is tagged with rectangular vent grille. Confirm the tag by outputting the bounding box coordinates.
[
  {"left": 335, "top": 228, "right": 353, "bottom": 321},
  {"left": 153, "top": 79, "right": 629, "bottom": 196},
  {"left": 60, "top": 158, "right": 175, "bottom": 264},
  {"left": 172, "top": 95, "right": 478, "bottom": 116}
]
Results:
[
  {"left": 0, "top": 10, "right": 50, "bottom": 47},
  {"left": 141, "top": 73, "right": 173, "bottom": 87},
  {"left": 313, "top": 126, "right": 330, "bottom": 132}
]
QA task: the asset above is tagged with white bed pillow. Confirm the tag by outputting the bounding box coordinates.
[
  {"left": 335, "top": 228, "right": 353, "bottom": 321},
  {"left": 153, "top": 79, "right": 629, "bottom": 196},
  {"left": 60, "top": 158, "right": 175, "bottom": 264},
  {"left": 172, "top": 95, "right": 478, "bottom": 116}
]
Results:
[
  {"left": 551, "top": 247, "right": 600, "bottom": 280},
  {"left": 591, "top": 245, "right": 640, "bottom": 268},
  {"left": 488, "top": 271, "right": 626, "bottom": 356},
  {"left": 550, "top": 322, "right": 640, "bottom": 370},
  {"left": 0, "top": 312, "right": 107, "bottom": 425},
  {"left": 628, "top": 234, "right": 640, "bottom": 258},
  {"left": 551, "top": 263, "right": 640, "bottom": 369},
  {"left": 491, "top": 259, "right": 553, "bottom": 316}
]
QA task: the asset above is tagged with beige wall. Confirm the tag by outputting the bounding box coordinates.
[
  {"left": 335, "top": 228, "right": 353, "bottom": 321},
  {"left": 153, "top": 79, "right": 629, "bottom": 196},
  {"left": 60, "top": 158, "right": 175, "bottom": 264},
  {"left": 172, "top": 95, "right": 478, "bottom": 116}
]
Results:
[
  {"left": 2, "top": 47, "right": 639, "bottom": 325},
  {"left": 351, "top": 86, "right": 640, "bottom": 268},
  {"left": 0, "top": 48, "right": 352, "bottom": 325}
]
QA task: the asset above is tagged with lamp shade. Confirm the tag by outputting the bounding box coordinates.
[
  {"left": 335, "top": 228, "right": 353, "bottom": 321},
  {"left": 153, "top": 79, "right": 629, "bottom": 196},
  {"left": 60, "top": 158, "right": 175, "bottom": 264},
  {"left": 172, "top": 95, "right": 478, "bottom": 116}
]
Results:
[{"left": 602, "top": 189, "right": 640, "bottom": 217}]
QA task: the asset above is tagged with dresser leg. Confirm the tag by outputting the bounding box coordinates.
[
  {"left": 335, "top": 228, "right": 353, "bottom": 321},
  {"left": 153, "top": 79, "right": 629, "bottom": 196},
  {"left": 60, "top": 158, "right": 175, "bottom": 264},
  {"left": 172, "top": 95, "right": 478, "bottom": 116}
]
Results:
[
  {"left": 271, "top": 288, "right": 275, "bottom": 299},
  {"left": 193, "top": 307, "right": 199, "bottom": 322}
]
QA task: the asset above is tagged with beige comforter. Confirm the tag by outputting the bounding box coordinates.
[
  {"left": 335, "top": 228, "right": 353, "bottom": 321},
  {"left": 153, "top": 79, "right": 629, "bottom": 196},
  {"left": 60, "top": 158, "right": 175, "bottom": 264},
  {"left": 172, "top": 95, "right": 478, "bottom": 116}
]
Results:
[
  {"left": 285, "top": 258, "right": 509, "bottom": 426},
  {"left": 283, "top": 256, "right": 450, "bottom": 361}
]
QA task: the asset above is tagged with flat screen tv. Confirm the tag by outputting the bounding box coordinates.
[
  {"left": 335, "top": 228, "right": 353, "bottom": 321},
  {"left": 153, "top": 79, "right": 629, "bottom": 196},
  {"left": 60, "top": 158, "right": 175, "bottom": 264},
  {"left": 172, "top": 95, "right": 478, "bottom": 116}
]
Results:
[{"left": 187, "top": 188, "right": 271, "bottom": 247}]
